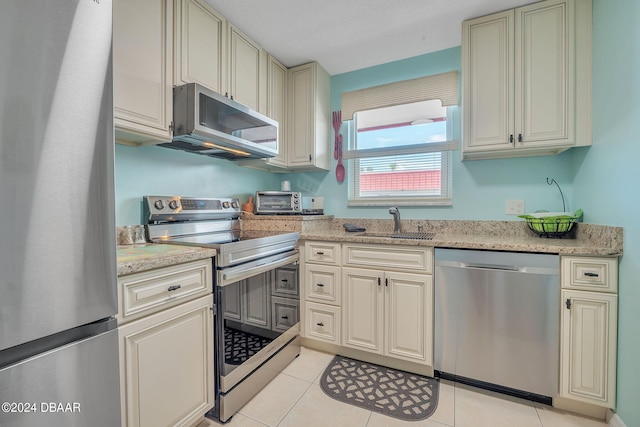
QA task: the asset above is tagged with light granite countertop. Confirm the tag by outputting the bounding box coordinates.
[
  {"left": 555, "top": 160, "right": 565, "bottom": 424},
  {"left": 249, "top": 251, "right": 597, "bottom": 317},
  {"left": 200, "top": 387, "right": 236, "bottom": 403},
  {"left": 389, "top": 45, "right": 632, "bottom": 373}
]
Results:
[
  {"left": 300, "top": 230, "right": 621, "bottom": 256},
  {"left": 115, "top": 216, "right": 623, "bottom": 274},
  {"left": 241, "top": 216, "right": 623, "bottom": 257},
  {"left": 117, "top": 244, "right": 217, "bottom": 276}
]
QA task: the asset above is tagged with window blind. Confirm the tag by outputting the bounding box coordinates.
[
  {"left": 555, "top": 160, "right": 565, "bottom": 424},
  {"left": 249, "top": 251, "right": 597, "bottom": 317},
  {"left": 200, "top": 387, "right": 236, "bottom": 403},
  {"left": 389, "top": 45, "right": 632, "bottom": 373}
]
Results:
[{"left": 341, "top": 70, "right": 459, "bottom": 120}]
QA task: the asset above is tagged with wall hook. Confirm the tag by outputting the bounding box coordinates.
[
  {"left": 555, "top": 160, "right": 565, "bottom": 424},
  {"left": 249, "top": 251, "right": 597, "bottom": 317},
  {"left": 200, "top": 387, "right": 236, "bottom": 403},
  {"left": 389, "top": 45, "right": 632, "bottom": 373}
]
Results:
[{"left": 546, "top": 178, "right": 566, "bottom": 212}]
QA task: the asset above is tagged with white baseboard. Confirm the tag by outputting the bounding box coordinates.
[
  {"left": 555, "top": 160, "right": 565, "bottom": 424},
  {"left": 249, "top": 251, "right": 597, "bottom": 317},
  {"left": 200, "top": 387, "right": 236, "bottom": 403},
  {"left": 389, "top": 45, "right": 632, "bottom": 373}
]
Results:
[{"left": 608, "top": 412, "right": 627, "bottom": 427}]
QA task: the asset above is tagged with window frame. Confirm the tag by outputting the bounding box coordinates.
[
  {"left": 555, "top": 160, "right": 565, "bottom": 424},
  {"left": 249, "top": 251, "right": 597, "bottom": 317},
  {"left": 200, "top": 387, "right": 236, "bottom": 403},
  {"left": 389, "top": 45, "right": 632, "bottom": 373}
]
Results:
[{"left": 346, "top": 105, "right": 456, "bottom": 207}]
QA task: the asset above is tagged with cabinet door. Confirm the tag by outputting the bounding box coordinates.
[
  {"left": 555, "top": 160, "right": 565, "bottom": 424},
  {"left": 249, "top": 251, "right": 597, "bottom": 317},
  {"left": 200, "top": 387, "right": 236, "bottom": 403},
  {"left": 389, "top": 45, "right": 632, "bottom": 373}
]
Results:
[
  {"left": 174, "top": 0, "right": 226, "bottom": 93},
  {"left": 342, "top": 268, "right": 383, "bottom": 354},
  {"left": 462, "top": 10, "right": 514, "bottom": 152},
  {"left": 265, "top": 54, "right": 288, "bottom": 167},
  {"left": 222, "top": 281, "right": 242, "bottom": 321},
  {"left": 560, "top": 290, "right": 617, "bottom": 408},
  {"left": 385, "top": 272, "right": 433, "bottom": 364},
  {"left": 228, "top": 25, "right": 263, "bottom": 111},
  {"left": 113, "top": 0, "right": 173, "bottom": 144},
  {"left": 515, "top": 0, "right": 574, "bottom": 147},
  {"left": 242, "top": 273, "right": 271, "bottom": 329},
  {"left": 287, "top": 64, "right": 314, "bottom": 166},
  {"left": 119, "top": 295, "right": 214, "bottom": 427}
]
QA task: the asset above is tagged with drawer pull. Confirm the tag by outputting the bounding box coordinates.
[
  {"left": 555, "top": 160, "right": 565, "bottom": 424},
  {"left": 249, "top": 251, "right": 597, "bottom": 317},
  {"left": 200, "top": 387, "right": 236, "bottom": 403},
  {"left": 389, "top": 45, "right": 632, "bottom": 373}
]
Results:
[
  {"left": 316, "top": 322, "right": 324, "bottom": 327},
  {"left": 281, "top": 279, "right": 288, "bottom": 283},
  {"left": 584, "top": 272, "right": 599, "bottom": 278},
  {"left": 316, "top": 251, "right": 325, "bottom": 255},
  {"left": 167, "top": 285, "right": 181, "bottom": 292},
  {"left": 316, "top": 283, "right": 325, "bottom": 287},
  {"left": 282, "top": 315, "right": 289, "bottom": 320}
]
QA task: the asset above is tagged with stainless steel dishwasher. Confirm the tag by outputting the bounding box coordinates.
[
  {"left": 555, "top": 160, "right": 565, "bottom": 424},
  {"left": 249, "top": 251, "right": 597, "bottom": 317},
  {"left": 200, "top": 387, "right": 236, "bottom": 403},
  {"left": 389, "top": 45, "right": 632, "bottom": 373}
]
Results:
[{"left": 434, "top": 248, "right": 559, "bottom": 404}]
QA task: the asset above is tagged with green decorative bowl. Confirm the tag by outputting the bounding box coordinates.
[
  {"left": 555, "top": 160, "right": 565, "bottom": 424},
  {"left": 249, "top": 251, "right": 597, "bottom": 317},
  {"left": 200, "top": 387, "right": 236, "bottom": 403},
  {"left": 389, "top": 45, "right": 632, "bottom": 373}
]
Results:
[{"left": 519, "top": 209, "right": 583, "bottom": 238}]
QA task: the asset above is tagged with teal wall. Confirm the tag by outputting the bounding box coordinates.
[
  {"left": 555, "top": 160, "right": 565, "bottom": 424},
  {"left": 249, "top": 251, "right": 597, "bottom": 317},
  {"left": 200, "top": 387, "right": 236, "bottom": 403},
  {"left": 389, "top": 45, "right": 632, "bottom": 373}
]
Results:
[
  {"left": 114, "top": 144, "right": 280, "bottom": 224},
  {"left": 114, "top": 1, "right": 640, "bottom": 423},
  {"left": 285, "top": 47, "right": 581, "bottom": 220},
  {"left": 575, "top": 0, "right": 640, "bottom": 425}
]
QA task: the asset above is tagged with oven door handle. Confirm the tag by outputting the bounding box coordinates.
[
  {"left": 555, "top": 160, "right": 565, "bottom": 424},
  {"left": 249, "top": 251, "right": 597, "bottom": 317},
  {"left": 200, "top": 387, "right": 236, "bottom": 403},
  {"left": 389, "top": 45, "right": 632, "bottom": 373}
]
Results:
[{"left": 218, "top": 250, "right": 299, "bottom": 286}]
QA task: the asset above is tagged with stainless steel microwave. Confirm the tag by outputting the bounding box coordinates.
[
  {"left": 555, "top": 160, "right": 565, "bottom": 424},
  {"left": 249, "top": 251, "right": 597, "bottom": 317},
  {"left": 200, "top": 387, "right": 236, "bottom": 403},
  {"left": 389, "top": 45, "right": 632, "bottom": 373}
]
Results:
[
  {"left": 255, "top": 191, "right": 302, "bottom": 215},
  {"left": 161, "top": 83, "right": 279, "bottom": 160}
]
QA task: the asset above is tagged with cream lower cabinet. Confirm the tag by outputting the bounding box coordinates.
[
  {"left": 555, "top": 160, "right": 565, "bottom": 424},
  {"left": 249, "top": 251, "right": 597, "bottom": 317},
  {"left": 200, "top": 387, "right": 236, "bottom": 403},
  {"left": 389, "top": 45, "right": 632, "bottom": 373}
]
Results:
[
  {"left": 301, "top": 241, "right": 433, "bottom": 372},
  {"left": 342, "top": 268, "right": 432, "bottom": 364},
  {"left": 559, "top": 256, "right": 618, "bottom": 410},
  {"left": 117, "top": 259, "right": 214, "bottom": 427}
]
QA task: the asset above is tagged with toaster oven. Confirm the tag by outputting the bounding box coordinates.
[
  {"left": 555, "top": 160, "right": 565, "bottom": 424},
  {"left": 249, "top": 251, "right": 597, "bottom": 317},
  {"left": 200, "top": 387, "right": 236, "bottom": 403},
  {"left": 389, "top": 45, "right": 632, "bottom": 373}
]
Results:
[{"left": 255, "top": 191, "right": 302, "bottom": 215}]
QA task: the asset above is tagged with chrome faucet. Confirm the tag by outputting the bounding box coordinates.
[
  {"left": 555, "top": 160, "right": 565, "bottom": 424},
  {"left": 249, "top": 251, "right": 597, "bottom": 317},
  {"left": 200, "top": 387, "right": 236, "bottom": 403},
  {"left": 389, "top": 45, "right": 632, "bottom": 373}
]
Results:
[{"left": 389, "top": 206, "right": 401, "bottom": 233}]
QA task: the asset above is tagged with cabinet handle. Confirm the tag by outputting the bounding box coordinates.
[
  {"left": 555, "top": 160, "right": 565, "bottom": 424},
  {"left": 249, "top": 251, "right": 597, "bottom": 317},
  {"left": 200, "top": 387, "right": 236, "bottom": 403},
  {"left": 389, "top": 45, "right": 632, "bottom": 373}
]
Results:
[
  {"left": 316, "top": 283, "right": 325, "bottom": 287},
  {"left": 282, "top": 315, "right": 289, "bottom": 320},
  {"left": 316, "top": 322, "right": 324, "bottom": 327},
  {"left": 309, "top": 154, "right": 312, "bottom": 161},
  {"left": 584, "top": 272, "right": 599, "bottom": 277},
  {"left": 518, "top": 133, "right": 522, "bottom": 142},
  {"left": 509, "top": 134, "right": 514, "bottom": 144},
  {"left": 316, "top": 251, "right": 325, "bottom": 255},
  {"left": 281, "top": 279, "right": 288, "bottom": 283},
  {"left": 377, "top": 277, "right": 381, "bottom": 287},
  {"left": 566, "top": 298, "right": 572, "bottom": 309},
  {"left": 385, "top": 278, "right": 388, "bottom": 287},
  {"left": 168, "top": 285, "right": 181, "bottom": 292}
]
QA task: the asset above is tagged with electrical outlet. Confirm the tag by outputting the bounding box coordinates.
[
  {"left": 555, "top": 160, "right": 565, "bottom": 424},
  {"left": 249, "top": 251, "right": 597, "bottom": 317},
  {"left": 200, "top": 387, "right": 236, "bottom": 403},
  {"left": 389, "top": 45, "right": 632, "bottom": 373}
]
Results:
[{"left": 506, "top": 199, "right": 525, "bottom": 215}]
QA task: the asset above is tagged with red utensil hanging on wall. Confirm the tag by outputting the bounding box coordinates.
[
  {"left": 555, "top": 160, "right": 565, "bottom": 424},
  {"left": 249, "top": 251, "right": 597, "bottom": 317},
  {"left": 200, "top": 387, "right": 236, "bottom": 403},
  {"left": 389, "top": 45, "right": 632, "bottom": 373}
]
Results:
[
  {"left": 336, "top": 134, "right": 345, "bottom": 183},
  {"left": 332, "top": 110, "right": 341, "bottom": 160}
]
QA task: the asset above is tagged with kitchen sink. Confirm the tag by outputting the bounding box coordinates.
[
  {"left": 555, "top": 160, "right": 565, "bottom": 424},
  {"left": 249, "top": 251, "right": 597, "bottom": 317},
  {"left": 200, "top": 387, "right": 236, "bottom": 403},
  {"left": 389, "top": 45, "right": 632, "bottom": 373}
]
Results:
[{"left": 358, "top": 231, "right": 435, "bottom": 240}]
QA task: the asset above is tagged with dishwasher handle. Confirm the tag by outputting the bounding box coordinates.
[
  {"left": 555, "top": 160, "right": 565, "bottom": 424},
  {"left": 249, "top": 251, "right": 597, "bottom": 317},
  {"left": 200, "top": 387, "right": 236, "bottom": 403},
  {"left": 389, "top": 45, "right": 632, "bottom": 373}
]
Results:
[{"left": 436, "top": 260, "right": 558, "bottom": 275}]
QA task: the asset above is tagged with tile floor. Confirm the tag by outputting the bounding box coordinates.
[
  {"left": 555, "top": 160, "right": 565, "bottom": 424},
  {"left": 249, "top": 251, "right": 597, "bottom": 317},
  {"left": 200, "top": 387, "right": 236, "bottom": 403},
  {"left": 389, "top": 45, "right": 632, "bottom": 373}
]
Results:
[{"left": 198, "top": 346, "right": 609, "bottom": 427}]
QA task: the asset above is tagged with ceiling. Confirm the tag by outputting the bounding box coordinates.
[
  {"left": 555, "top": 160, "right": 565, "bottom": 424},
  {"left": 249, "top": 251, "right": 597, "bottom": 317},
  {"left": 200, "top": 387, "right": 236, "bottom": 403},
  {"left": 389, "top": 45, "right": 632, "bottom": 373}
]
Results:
[{"left": 206, "top": 0, "right": 535, "bottom": 76}]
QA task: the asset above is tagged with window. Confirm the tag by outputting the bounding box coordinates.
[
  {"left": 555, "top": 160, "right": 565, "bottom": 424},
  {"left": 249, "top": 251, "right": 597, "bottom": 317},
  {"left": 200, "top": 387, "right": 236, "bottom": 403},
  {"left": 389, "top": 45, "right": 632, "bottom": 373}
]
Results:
[{"left": 345, "top": 99, "right": 456, "bottom": 206}]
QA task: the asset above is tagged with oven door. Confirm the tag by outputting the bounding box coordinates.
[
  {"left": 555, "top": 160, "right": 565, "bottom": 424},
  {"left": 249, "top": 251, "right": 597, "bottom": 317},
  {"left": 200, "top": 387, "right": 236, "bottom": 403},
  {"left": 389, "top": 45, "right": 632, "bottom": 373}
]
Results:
[{"left": 215, "top": 250, "right": 300, "bottom": 393}]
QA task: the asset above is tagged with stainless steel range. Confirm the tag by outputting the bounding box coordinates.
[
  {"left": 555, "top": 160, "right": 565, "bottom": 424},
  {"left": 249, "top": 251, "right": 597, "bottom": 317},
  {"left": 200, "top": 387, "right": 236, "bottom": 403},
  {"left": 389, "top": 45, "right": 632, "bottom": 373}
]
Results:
[{"left": 144, "top": 196, "right": 301, "bottom": 423}]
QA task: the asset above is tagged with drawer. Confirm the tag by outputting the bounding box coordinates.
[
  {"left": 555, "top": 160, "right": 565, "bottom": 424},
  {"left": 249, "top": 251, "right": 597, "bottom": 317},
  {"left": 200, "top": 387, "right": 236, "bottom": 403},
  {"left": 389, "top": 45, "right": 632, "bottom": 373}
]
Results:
[
  {"left": 304, "top": 302, "right": 341, "bottom": 344},
  {"left": 561, "top": 256, "right": 618, "bottom": 293},
  {"left": 118, "top": 259, "right": 213, "bottom": 324},
  {"left": 304, "top": 241, "right": 341, "bottom": 265},
  {"left": 272, "top": 266, "right": 299, "bottom": 298},
  {"left": 271, "top": 297, "right": 299, "bottom": 333},
  {"left": 343, "top": 244, "right": 433, "bottom": 273},
  {"left": 305, "top": 265, "right": 341, "bottom": 305}
]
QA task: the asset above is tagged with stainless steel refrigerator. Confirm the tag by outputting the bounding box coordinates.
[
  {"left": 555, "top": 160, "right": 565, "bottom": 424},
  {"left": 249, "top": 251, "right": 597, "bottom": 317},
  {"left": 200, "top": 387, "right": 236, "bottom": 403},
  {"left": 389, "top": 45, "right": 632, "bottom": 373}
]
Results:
[{"left": 0, "top": 1, "right": 120, "bottom": 426}]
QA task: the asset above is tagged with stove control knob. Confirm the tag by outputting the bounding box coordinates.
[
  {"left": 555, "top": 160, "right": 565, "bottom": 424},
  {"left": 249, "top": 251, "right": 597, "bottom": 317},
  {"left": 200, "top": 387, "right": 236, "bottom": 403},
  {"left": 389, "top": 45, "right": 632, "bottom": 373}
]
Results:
[
  {"left": 222, "top": 201, "right": 230, "bottom": 209},
  {"left": 154, "top": 200, "right": 165, "bottom": 210},
  {"left": 168, "top": 200, "right": 179, "bottom": 210},
  {"left": 231, "top": 201, "right": 239, "bottom": 209}
]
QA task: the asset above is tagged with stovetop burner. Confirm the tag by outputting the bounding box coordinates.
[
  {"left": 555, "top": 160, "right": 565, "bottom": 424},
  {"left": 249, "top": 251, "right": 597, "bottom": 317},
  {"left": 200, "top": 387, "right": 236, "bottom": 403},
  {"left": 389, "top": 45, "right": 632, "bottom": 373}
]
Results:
[{"left": 144, "top": 195, "right": 299, "bottom": 268}]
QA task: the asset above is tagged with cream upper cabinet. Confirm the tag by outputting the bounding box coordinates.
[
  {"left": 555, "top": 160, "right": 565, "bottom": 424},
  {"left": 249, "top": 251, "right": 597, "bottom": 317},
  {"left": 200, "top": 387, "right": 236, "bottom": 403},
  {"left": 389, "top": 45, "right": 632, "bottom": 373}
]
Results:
[
  {"left": 113, "top": 0, "right": 174, "bottom": 145},
  {"left": 227, "top": 24, "right": 266, "bottom": 113},
  {"left": 286, "top": 62, "right": 331, "bottom": 171},
  {"left": 238, "top": 54, "right": 288, "bottom": 171},
  {"left": 559, "top": 256, "right": 618, "bottom": 410},
  {"left": 173, "top": 0, "right": 226, "bottom": 94},
  {"left": 462, "top": 0, "right": 592, "bottom": 160}
]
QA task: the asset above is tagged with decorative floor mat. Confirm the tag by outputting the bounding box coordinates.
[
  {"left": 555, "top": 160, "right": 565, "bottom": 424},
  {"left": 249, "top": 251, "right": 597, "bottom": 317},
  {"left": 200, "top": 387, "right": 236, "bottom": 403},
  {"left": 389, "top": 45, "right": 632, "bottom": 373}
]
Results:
[
  {"left": 320, "top": 355, "right": 439, "bottom": 421},
  {"left": 224, "top": 327, "right": 273, "bottom": 365}
]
